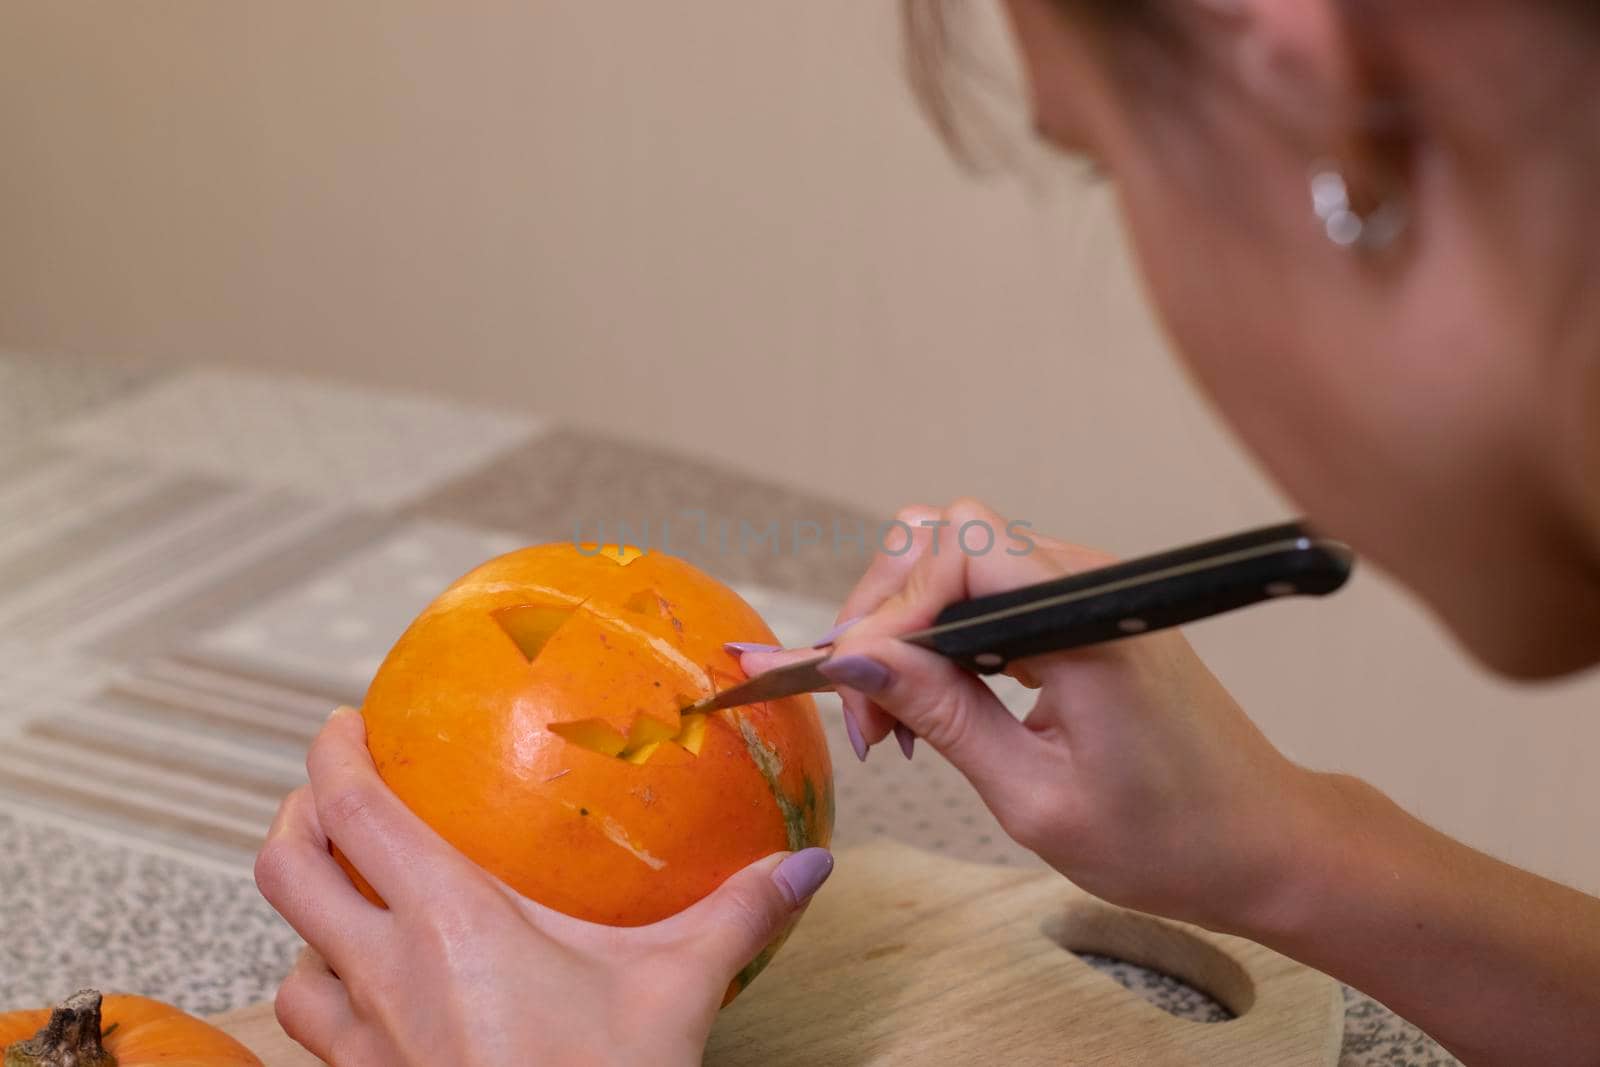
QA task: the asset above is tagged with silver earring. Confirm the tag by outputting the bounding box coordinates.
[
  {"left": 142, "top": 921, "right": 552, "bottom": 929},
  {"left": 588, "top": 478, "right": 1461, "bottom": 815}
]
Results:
[{"left": 1309, "top": 160, "right": 1408, "bottom": 251}]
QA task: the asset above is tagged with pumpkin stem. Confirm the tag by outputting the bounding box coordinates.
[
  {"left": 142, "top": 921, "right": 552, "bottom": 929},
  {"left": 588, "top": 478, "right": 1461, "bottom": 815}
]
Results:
[{"left": 3, "top": 990, "right": 117, "bottom": 1067}]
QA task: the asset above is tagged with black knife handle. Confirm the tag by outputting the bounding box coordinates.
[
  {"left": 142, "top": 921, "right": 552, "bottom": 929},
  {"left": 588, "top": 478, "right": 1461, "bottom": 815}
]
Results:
[{"left": 906, "top": 521, "right": 1354, "bottom": 675}]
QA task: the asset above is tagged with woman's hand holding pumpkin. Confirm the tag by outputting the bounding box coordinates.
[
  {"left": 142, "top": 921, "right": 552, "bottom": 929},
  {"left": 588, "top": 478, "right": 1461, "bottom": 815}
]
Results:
[
  {"left": 740, "top": 498, "right": 1327, "bottom": 935},
  {"left": 255, "top": 708, "right": 833, "bottom": 1067}
]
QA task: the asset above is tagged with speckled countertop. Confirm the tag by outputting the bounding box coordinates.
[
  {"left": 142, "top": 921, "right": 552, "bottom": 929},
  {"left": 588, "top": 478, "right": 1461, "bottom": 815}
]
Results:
[{"left": 0, "top": 352, "right": 1456, "bottom": 1065}]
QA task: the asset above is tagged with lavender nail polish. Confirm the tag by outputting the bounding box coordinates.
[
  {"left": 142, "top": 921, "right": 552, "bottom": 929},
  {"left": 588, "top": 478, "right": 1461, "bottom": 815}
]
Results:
[
  {"left": 811, "top": 616, "right": 863, "bottom": 648},
  {"left": 818, "top": 654, "right": 893, "bottom": 696},
  {"left": 894, "top": 722, "right": 916, "bottom": 761},
  {"left": 842, "top": 707, "right": 870, "bottom": 763},
  {"left": 724, "top": 641, "right": 781, "bottom": 654},
  {"left": 774, "top": 848, "right": 835, "bottom": 905}
]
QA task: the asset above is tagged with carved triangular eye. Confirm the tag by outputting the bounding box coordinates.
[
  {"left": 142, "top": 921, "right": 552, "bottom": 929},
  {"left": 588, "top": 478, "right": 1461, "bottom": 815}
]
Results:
[{"left": 494, "top": 603, "right": 579, "bottom": 663}]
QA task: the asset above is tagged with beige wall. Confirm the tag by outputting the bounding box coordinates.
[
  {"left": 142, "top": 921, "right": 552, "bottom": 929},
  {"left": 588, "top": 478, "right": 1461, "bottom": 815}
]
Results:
[{"left": 3, "top": 2, "right": 1597, "bottom": 888}]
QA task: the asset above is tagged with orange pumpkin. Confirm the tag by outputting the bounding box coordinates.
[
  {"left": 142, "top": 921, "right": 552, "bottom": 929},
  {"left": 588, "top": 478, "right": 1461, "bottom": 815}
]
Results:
[
  {"left": 353, "top": 543, "right": 834, "bottom": 996},
  {"left": 0, "top": 990, "right": 261, "bottom": 1067}
]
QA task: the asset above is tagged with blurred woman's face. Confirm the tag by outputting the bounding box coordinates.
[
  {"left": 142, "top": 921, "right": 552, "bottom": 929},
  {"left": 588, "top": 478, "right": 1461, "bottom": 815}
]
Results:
[{"left": 1001, "top": 0, "right": 1600, "bottom": 678}]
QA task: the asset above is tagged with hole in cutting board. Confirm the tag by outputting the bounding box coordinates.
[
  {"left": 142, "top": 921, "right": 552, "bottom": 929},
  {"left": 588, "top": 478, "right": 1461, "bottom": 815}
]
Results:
[
  {"left": 1073, "top": 953, "right": 1235, "bottom": 1023},
  {"left": 1043, "top": 904, "right": 1252, "bottom": 1024}
]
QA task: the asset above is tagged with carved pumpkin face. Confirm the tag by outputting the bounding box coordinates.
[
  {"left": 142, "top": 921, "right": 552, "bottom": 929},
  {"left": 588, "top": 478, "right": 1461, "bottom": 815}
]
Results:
[{"left": 357, "top": 544, "right": 834, "bottom": 958}]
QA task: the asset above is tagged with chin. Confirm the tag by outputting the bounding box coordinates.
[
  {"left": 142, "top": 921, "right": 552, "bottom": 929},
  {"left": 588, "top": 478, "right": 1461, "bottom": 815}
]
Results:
[
  {"left": 1463, "top": 630, "right": 1599, "bottom": 682},
  {"left": 1434, "top": 576, "right": 1600, "bottom": 683}
]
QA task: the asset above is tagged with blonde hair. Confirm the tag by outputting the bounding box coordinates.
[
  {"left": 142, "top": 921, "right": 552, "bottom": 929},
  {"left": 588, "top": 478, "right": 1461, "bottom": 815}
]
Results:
[{"left": 901, "top": 0, "right": 1172, "bottom": 169}]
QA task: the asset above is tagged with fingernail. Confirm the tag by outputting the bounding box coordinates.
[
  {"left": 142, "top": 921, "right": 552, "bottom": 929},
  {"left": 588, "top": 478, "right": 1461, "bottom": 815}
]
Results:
[
  {"left": 894, "top": 722, "right": 916, "bottom": 761},
  {"left": 811, "top": 616, "right": 863, "bottom": 648},
  {"left": 818, "top": 654, "right": 893, "bottom": 696},
  {"left": 842, "top": 707, "right": 869, "bottom": 763},
  {"left": 327, "top": 705, "right": 354, "bottom": 721},
  {"left": 724, "top": 641, "right": 781, "bottom": 654},
  {"left": 773, "top": 848, "right": 834, "bottom": 906}
]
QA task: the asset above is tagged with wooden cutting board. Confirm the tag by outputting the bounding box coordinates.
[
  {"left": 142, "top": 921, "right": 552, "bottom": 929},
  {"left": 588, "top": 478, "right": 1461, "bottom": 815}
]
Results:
[{"left": 213, "top": 842, "right": 1343, "bottom": 1065}]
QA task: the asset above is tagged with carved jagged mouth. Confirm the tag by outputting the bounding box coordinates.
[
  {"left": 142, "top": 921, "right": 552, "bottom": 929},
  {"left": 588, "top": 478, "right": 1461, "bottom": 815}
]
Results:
[
  {"left": 493, "top": 593, "right": 710, "bottom": 765},
  {"left": 549, "top": 710, "right": 709, "bottom": 765}
]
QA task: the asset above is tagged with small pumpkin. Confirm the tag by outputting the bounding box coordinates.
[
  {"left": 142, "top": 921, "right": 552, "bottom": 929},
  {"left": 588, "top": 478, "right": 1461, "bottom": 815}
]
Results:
[
  {"left": 0, "top": 989, "right": 261, "bottom": 1067},
  {"left": 350, "top": 542, "right": 835, "bottom": 999}
]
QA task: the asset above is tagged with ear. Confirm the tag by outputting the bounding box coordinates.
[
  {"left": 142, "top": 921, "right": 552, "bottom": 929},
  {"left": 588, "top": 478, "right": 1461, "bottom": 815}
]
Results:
[
  {"left": 1000, "top": 0, "right": 1123, "bottom": 155},
  {"left": 1194, "top": 0, "right": 1376, "bottom": 145},
  {"left": 1194, "top": 0, "right": 1412, "bottom": 211}
]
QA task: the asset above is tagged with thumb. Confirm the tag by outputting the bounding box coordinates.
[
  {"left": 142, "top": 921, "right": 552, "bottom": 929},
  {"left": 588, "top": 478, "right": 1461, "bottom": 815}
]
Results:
[{"left": 664, "top": 848, "right": 834, "bottom": 979}]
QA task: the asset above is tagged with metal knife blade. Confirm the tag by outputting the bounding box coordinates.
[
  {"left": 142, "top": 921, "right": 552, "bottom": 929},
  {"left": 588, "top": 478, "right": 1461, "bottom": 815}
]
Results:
[{"left": 687, "top": 654, "right": 830, "bottom": 714}]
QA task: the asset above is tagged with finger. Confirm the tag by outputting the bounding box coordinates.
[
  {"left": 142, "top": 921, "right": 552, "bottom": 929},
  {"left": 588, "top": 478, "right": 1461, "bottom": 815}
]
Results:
[
  {"left": 1025, "top": 532, "right": 1118, "bottom": 574},
  {"left": 256, "top": 786, "right": 385, "bottom": 977},
  {"left": 755, "top": 502, "right": 1114, "bottom": 760},
  {"left": 730, "top": 507, "right": 944, "bottom": 655},
  {"left": 297, "top": 945, "right": 339, "bottom": 980},
  {"left": 653, "top": 849, "right": 834, "bottom": 979},
  {"left": 829, "top": 499, "right": 1122, "bottom": 752},
  {"left": 725, "top": 645, "right": 871, "bottom": 763},
  {"left": 853, "top": 502, "right": 1097, "bottom": 742},
  {"left": 884, "top": 499, "right": 1077, "bottom": 609},
  {"left": 822, "top": 639, "right": 1049, "bottom": 815},
  {"left": 835, "top": 505, "right": 985, "bottom": 743},
  {"left": 736, "top": 646, "right": 889, "bottom": 763},
  {"left": 828, "top": 499, "right": 1072, "bottom": 747},
  {"left": 986, "top": 533, "right": 1113, "bottom": 691},
  {"left": 275, "top": 948, "right": 355, "bottom": 1064},
  {"left": 306, "top": 707, "right": 481, "bottom": 911},
  {"left": 1006, "top": 663, "right": 1045, "bottom": 689},
  {"left": 736, "top": 646, "right": 831, "bottom": 679},
  {"left": 839, "top": 689, "right": 881, "bottom": 761},
  {"left": 834, "top": 505, "right": 946, "bottom": 626}
]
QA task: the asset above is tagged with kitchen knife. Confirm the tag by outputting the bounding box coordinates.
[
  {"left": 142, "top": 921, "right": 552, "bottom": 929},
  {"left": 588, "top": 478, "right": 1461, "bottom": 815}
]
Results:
[{"left": 688, "top": 520, "right": 1353, "bottom": 714}]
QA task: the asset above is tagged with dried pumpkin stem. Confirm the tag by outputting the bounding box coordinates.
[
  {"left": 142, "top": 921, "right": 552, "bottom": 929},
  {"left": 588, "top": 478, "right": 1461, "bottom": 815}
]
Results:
[{"left": 3, "top": 989, "right": 117, "bottom": 1067}]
